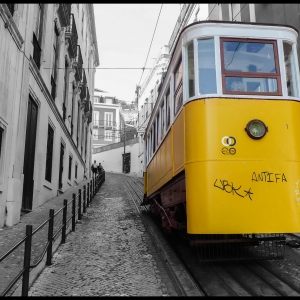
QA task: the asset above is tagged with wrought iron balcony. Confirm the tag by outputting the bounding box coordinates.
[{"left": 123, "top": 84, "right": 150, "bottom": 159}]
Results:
[
  {"left": 73, "top": 45, "right": 83, "bottom": 82},
  {"left": 65, "top": 14, "right": 78, "bottom": 59},
  {"left": 32, "top": 32, "right": 41, "bottom": 69},
  {"left": 57, "top": 4, "right": 71, "bottom": 27}
]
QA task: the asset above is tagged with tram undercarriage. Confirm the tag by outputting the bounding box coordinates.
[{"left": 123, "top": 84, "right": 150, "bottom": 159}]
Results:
[{"left": 141, "top": 176, "right": 286, "bottom": 261}]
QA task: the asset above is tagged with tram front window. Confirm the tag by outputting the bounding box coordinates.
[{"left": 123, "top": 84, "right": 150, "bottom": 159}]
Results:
[
  {"left": 198, "top": 38, "right": 217, "bottom": 94},
  {"left": 223, "top": 41, "right": 276, "bottom": 73},
  {"left": 221, "top": 38, "right": 281, "bottom": 95}
]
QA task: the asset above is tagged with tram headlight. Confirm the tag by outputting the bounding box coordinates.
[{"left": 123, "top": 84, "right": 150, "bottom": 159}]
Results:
[{"left": 245, "top": 119, "right": 268, "bottom": 139}]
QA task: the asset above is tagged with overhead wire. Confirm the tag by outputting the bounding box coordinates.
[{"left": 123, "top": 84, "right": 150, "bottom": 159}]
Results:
[
  {"left": 232, "top": 4, "right": 247, "bottom": 21},
  {"left": 137, "top": 4, "right": 163, "bottom": 89},
  {"left": 206, "top": 3, "right": 218, "bottom": 20}
]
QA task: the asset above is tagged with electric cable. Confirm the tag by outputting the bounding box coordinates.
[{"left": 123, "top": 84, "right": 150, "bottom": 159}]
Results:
[{"left": 137, "top": 4, "right": 163, "bottom": 88}]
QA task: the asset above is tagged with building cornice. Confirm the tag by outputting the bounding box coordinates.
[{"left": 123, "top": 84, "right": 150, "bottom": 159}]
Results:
[
  {"left": 87, "top": 4, "right": 99, "bottom": 67},
  {"left": 0, "top": 4, "right": 24, "bottom": 49}
]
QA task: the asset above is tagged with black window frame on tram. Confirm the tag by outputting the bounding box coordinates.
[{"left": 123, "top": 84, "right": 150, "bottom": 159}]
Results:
[{"left": 220, "top": 37, "right": 282, "bottom": 96}]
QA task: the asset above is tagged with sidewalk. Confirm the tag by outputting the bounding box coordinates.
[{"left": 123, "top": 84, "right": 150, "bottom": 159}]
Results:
[
  {"left": 26, "top": 172, "right": 178, "bottom": 296},
  {"left": 0, "top": 176, "right": 94, "bottom": 296}
]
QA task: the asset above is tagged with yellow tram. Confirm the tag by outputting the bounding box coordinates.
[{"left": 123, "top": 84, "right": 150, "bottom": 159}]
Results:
[{"left": 142, "top": 21, "right": 300, "bottom": 259}]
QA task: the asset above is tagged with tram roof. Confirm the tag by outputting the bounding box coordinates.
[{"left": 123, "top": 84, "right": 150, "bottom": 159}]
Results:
[
  {"left": 144, "top": 20, "right": 299, "bottom": 137},
  {"left": 181, "top": 20, "right": 298, "bottom": 35}
]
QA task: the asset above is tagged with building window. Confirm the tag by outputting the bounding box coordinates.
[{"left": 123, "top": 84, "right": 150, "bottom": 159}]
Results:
[
  {"left": 63, "top": 58, "right": 69, "bottom": 120},
  {"left": 51, "top": 23, "right": 59, "bottom": 100},
  {"left": 81, "top": 116, "right": 84, "bottom": 153},
  {"left": 94, "top": 96, "right": 100, "bottom": 104},
  {"left": 58, "top": 142, "right": 65, "bottom": 189},
  {"left": 104, "top": 112, "right": 113, "bottom": 127},
  {"left": 0, "top": 127, "right": 3, "bottom": 159},
  {"left": 75, "top": 163, "right": 78, "bottom": 179},
  {"left": 0, "top": 123, "right": 5, "bottom": 187},
  {"left": 93, "top": 129, "right": 98, "bottom": 140},
  {"left": 32, "top": 4, "right": 44, "bottom": 69},
  {"left": 104, "top": 130, "right": 112, "bottom": 141},
  {"left": 68, "top": 155, "right": 72, "bottom": 180},
  {"left": 45, "top": 124, "right": 54, "bottom": 182},
  {"left": 77, "top": 102, "right": 80, "bottom": 146},
  {"left": 93, "top": 111, "right": 99, "bottom": 126},
  {"left": 70, "top": 83, "right": 75, "bottom": 136}
]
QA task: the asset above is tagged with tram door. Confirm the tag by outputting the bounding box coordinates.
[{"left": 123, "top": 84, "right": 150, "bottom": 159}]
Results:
[
  {"left": 22, "top": 96, "right": 38, "bottom": 211},
  {"left": 122, "top": 153, "right": 130, "bottom": 173}
]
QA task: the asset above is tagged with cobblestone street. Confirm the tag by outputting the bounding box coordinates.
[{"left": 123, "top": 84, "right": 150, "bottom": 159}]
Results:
[{"left": 28, "top": 173, "right": 178, "bottom": 296}]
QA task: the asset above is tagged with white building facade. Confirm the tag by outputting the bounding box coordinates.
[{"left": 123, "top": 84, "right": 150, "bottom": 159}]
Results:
[
  {"left": 0, "top": 4, "right": 99, "bottom": 227},
  {"left": 92, "top": 93, "right": 121, "bottom": 148}
]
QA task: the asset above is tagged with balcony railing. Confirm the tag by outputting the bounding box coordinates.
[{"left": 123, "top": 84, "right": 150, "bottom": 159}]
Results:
[
  {"left": 65, "top": 14, "right": 78, "bottom": 59},
  {"left": 73, "top": 45, "right": 83, "bottom": 82},
  {"left": 32, "top": 32, "right": 41, "bottom": 69},
  {"left": 57, "top": 4, "right": 71, "bottom": 27}
]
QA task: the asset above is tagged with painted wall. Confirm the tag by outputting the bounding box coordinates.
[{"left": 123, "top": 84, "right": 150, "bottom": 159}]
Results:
[
  {"left": 0, "top": 4, "right": 99, "bottom": 228},
  {"left": 92, "top": 138, "right": 142, "bottom": 176}
]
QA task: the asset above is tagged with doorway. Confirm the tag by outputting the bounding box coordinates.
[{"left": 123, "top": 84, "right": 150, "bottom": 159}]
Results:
[
  {"left": 22, "top": 96, "right": 38, "bottom": 211},
  {"left": 122, "top": 153, "right": 131, "bottom": 173},
  {"left": 58, "top": 142, "right": 65, "bottom": 190}
]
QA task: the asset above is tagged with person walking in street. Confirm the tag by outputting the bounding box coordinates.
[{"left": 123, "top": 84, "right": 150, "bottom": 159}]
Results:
[
  {"left": 91, "top": 160, "right": 98, "bottom": 177},
  {"left": 97, "top": 162, "right": 104, "bottom": 174}
]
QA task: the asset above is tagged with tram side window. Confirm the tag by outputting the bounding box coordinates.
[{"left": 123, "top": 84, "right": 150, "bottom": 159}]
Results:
[
  {"left": 150, "top": 130, "right": 153, "bottom": 157},
  {"left": 221, "top": 38, "right": 281, "bottom": 95},
  {"left": 166, "top": 89, "right": 170, "bottom": 128},
  {"left": 153, "top": 122, "right": 156, "bottom": 153},
  {"left": 145, "top": 139, "right": 148, "bottom": 164},
  {"left": 161, "top": 101, "right": 165, "bottom": 139},
  {"left": 283, "top": 41, "right": 298, "bottom": 97},
  {"left": 174, "top": 58, "right": 183, "bottom": 116},
  {"left": 157, "top": 113, "right": 160, "bottom": 144},
  {"left": 198, "top": 38, "right": 217, "bottom": 94},
  {"left": 186, "top": 41, "right": 195, "bottom": 98}
]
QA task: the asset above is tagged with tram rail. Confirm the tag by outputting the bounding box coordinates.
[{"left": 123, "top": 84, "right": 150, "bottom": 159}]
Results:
[{"left": 122, "top": 174, "right": 300, "bottom": 296}]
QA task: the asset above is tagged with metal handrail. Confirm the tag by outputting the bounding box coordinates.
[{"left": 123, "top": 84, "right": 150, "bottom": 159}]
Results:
[
  {"left": 30, "top": 241, "right": 50, "bottom": 268},
  {"left": 0, "top": 172, "right": 105, "bottom": 296},
  {"left": 0, "top": 236, "right": 27, "bottom": 262}
]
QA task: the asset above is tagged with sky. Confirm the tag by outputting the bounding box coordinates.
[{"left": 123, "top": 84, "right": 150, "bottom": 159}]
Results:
[{"left": 93, "top": 4, "right": 208, "bottom": 104}]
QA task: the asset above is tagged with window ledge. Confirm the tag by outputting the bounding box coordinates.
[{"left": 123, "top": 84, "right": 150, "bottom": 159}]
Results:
[{"left": 43, "top": 180, "right": 52, "bottom": 190}]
